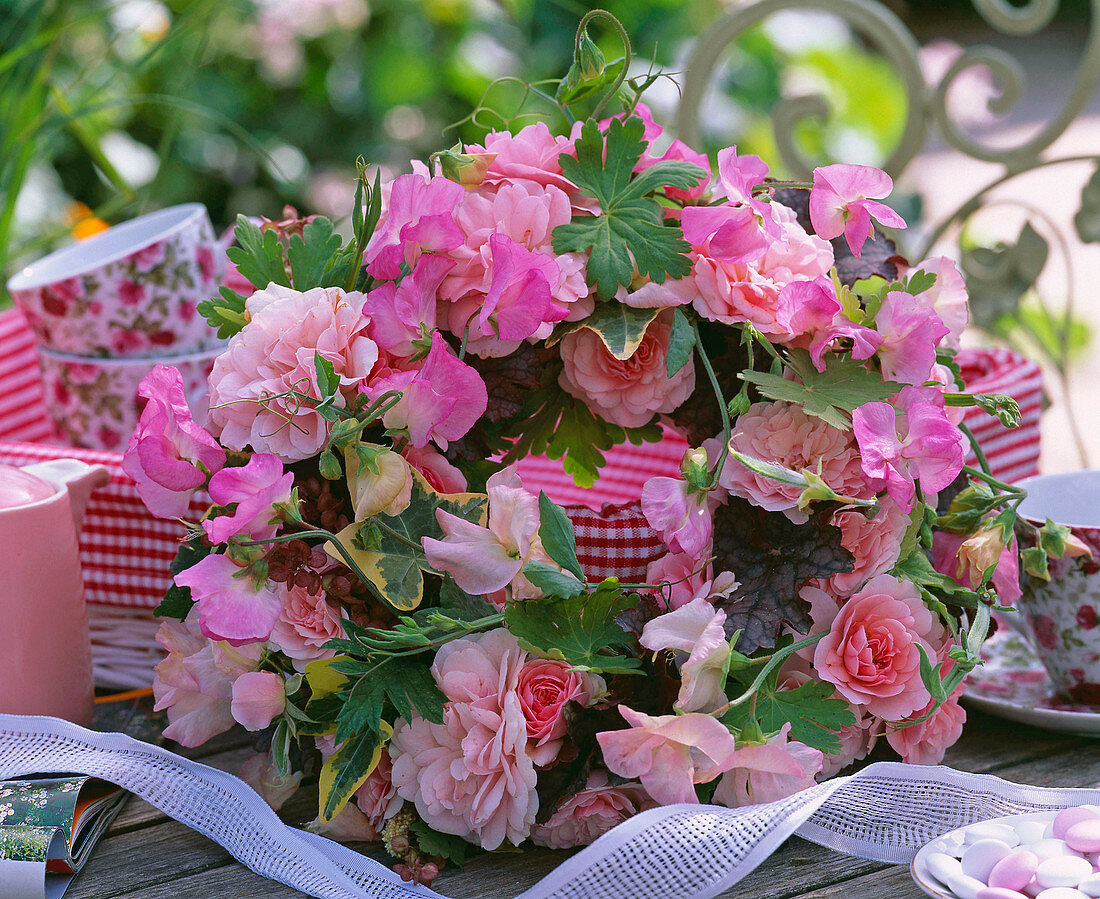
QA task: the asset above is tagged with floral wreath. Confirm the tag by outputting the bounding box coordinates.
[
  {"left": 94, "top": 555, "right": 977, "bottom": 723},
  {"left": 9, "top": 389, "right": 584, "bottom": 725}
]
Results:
[{"left": 126, "top": 11, "right": 1084, "bottom": 886}]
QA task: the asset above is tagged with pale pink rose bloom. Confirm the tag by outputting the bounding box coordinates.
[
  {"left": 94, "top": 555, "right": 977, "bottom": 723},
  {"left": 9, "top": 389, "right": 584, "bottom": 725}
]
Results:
[
  {"left": 641, "top": 473, "right": 712, "bottom": 560},
  {"left": 597, "top": 705, "right": 740, "bottom": 805},
  {"left": 887, "top": 646, "right": 966, "bottom": 765},
  {"left": 713, "top": 723, "right": 823, "bottom": 807},
  {"left": 517, "top": 659, "right": 596, "bottom": 766},
  {"left": 230, "top": 670, "right": 286, "bottom": 731},
  {"left": 467, "top": 121, "right": 577, "bottom": 193},
  {"left": 558, "top": 310, "right": 695, "bottom": 428},
  {"left": 530, "top": 769, "right": 654, "bottom": 849},
  {"left": 813, "top": 574, "right": 943, "bottom": 720},
  {"left": 122, "top": 364, "right": 226, "bottom": 519},
  {"left": 269, "top": 583, "right": 347, "bottom": 664},
  {"left": 931, "top": 530, "right": 1022, "bottom": 605},
  {"left": 174, "top": 554, "right": 282, "bottom": 645},
  {"left": 692, "top": 203, "right": 833, "bottom": 337},
  {"left": 364, "top": 171, "right": 465, "bottom": 280},
  {"left": 401, "top": 445, "right": 467, "bottom": 493},
  {"left": 646, "top": 552, "right": 738, "bottom": 612},
  {"left": 719, "top": 401, "right": 870, "bottom": 523},
  {"left": 202, "top": 453, "right": 294, "bottom": 545},
  {"left": 874, "top": 290, "right": 949, "bottom": 385},
  {"left": 826, "top": 497, "right": 909, "bottom": 596},
  {"left": 152, "top": 618, "right": 235, "bottom": 747},
  {"left": 365, "top": 253, "right": 453, "bottom": 358},
  {"left": 908, "top": 256, "right": 970, "bottom": 350},
  {"left": 207, "top": 285, "right": 379, "bottom": 461},
  {"left": 389, "top": 629, "right": 538, "bottom": 850},
  {"left": 640, "top": 598, "right": 731, "bottom": 713},
  {"left": 238, "top": 752, "right": 303, "bottom": 811},
  {"left": 365, "top": 332, "right": 487, "bottom": 450},
  {"left": 809, "top": 164, "right": 907, "bottom": 258},
  {"left": 353, "top": 751, "right": 402, "bottom": 838},
  {"left": 422, "top": 467, "right": 545, "bottom": 597}
]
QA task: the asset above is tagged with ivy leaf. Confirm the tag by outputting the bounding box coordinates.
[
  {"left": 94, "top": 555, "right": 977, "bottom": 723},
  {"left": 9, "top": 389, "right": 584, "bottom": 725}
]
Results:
[
  {"left": 226, "top": 214, "right": 289, "bottom": 290},
  {"left": 552, "top": 117, "right": 705, "bottom": 299},
  {"left": 666, "top": 308, "right": 695, "bottom": 377},
  {"left": 712, "top": 498, "right": 853, "bottom": 652},
  {"left": 554, "top": 303, "right": 661, "bottom": 360},
  {"left": 287, "top": 217, "right": 343, "bottom": 288},
  {"left": 411, "top": 821, "right": 471, "bottom": 866},
  {"left": 962, "top": 223, "right": 1048, "bottom": 330},
  {"left": 1075, "top": 165, "right": 1100, "bottom": 243},
  {"left": 317, "top": 725, "right": 387, "bottom": 822},
  {"left": 504, "top": 580, "right": 643, "bottom": 674},
  {"left": 524, "top": 561, "right": 585, "bottom": 599},
  {"left": 721, "top": 679, "right": 855, "bottom": 755},
  {"left": 538, "top": 491, "right": 583, "bottom": 579},
  {"left": 741, "top": 350, "right": 901, "bottom": 431},
  {"left": 197, "top": 287, "right": 250, "bottom": 339}
]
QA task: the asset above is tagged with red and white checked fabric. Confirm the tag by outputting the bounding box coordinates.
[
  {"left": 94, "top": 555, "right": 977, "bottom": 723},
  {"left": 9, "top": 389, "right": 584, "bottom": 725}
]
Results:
[{"left": 0, "top": 308, "right": 1045, "bottom": 607}]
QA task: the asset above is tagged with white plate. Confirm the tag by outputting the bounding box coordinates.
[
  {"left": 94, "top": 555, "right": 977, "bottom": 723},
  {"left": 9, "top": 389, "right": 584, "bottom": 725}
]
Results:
[{"left": 911, "top": 810, "right": 1060, "bottom": 898}]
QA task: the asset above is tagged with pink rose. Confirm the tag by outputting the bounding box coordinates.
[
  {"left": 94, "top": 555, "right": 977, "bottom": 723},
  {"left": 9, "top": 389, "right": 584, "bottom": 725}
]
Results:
[
  {"left": 645, "top": 552, "right": 738, "bottom": 612},
  {"left": 713, "top": 723, "right": 823, "bottom": 807},
  {"left": 269, "top": 584, "right": 347, "bottom": 664},
  {"left": 230, "top": 671, "right": 286, "bottom": 731},
  {"left": 813, "top": 574, "right": 942, "bottom": 720},
  {"left": 202, "top": 453, "right": 294, "bottom": 545},
  {"left": 517, "top": 659, "right": 595, "bottom": 766},
  {"left": 719, "top": 401, "right": 870, "bottom": 523},
  {"left": 531, "top": 769, "right": 654, "bottom": 849},
  {"left": 122, "top": 364, "right": 226, "bottom": 519},
  {"left": 826, "top": 497, "right": 909, "bottom": 597},
  {"left": 401, "top": 445, "right": 467, "bottom": 494},
  {"left": 152, "top": 618, "right": 235, "bottom": 747},
  {"left": 597, "top": 705, "right": 740, "bottom": 805},
  {"left": 353, "top": 752, "right": 402, "bottom": 838},
  {"left": 207, "top": 284, "right": 379, "bottom": 461},
  {"left": 174, "top": 554, "right": 282, "bottom": 645},
  {"left": 886, "top": 649, "right": 966, "bottom": 765},
  {"left": 558, "top": 310, "right": 695, "bottom": 428},
  {"left": 389, "top": 629, "right": 537, "bottom": 850}
]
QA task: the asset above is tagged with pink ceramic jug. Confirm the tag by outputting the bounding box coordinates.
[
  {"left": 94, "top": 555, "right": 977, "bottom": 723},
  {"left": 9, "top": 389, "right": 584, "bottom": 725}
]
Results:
[{"left": 0, "top": 459, "right": 109, "bottom": 725}]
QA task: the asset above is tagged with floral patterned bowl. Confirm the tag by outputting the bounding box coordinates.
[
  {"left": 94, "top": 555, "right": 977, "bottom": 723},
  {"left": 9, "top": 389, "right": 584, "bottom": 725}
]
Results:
[
  {"left": 6, "top": 204, "right": 226, "bottom": 359},
  {"left": 37, "top": 346, "right": 218, "bottom": 452}
]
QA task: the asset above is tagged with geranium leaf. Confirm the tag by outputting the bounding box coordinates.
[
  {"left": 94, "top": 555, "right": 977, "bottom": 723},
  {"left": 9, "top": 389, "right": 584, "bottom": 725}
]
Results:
[
  {"left": 666, "top": 308, "right": 695, "bottom": 377},
  {"left": 410, "top": 821, "right": 471, "bottom": 866},
  {"left": 712, "top": 498, "right": 853, "bottom": 653},
  {"left": 721, "top": 679, "right": 855, "bottom": 755},
  {"left": 524, "top": 561, "right": 585, "bottom": 599},
  {"left": 197, "top": 287, "right": 250, "bottom": 339},
  {"left": 227, "top": 214, "right": 289, "bottom": 290},
  {"left": 741, "top": 350, "right": 901, "bottom": 431},
  {"left": 538, "top": 491, "right": 583, "bottom": 579},
  {"left": 317, "top": 723, "right": 387, "bottom": 822},
  {"left": 287, "top": 217, "right": 342, "bottom": 288},
  {"left": 552, "top": 117, "right": 704, "bottom": 299}
]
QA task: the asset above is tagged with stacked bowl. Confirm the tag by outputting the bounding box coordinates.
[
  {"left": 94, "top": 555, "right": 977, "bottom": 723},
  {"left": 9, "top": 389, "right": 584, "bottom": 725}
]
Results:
[{"left": 5, "top": 204, "right": 227, "bottom": 451}]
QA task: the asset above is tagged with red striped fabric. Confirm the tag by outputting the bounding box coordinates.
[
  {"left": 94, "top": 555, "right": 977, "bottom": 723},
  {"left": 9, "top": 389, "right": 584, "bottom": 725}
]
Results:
[{"left": 0, "top": 309, "right": 1045, "bottom": 608}]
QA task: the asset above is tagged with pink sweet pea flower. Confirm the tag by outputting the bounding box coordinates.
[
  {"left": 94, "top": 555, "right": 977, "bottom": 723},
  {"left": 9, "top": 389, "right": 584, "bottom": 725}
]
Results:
[
  {"left": 174, "top": 554, "right": 283, "bottom": 645},
  {"left": 365, "top": 254, "right": 453, "bottom": 358},
  {"left": 715, "top": 146, "right": 777, "bottom": 235},
  {"left": 774, "top": 280, "right": 883, "bottom": 371},
  {"left": 681, "top": 203, "right": 769, "bottom": 264},
  {"left": 597, "top": 705, "right": 740, "bottom": 805},
  {"left": 639, "top": 598, "right": 732, "bottom": 713},
  {"left": 640, "top": 472, "right": 713, "bottom": 561},
  {"left": 712, "top": 723, "right": 823, "bottom": 807},
  {"left": 366, "top": 332, "right": 487, "bottom": 449},
  {"left": 852, "top": 386, "right": 966, "bottom": 512},
  {"left": 122, "top": 364, "right": 226, "bottom": 519},
  {"left": 202, "top": 453, "right": 294, "bottom": 545},
  {"left": 230, "top": 671, "right": 287, "bottom": 731},
  {"left": 809, "top": 163, "right": 907, "bottom": 257},
  {"left": 365, "top": 171, "right": 465, "bottom": 279},
  {"left": 478, "top": 233, "right": 560, "bottom": 341},
  {"left": 908, "top": 256, "right": 970, "bottom": 350},
  {"left": 152, "top": 618, "right": 235, "bottom": 747},
  {"left": 874, "top": 290, "right": 949, "bottom": 385},
  {"left": 646, "top": 552, "right": 739, "bottom": 612},
  {"left": 422, "top": 467, "right": 542, "bottom": 597}
]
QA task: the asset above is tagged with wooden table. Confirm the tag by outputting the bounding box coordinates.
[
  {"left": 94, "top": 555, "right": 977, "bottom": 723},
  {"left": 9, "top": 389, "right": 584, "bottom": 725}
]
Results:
[{"left": 66, "top": 708, "right": 1099, "bottom": 899}]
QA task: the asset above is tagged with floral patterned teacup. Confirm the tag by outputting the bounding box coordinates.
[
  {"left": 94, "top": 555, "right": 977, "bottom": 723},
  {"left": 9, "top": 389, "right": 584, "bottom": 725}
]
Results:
[
  {"left": 1015, "top": 470, "right": 1100, "bottom": 704},
  {"left": 37, "top": 346, "right": 219, "bottom": 452},
  {"left": 7, "top": 204, "right": 226, "bottom": 358}
]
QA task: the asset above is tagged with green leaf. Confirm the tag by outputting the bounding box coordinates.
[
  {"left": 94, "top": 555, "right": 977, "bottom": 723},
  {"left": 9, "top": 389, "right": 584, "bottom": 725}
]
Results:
[
  {"left": 314, "top": 351, "right": 339, "bottom": 400},
  {"left": 722, "top": 679, "right": 855, "bottom": 755},
  {"left": 155, "top": 584, "right": 195, "bottom": 619},
  {"left": 318, "top": 726, "right": 385, "bottom": 822},
  {"left": 287, "top": 217, "right": 342, "bottom": 288},
  {"left": 741, "top": 350, "right": 901, "bottom": 430},
  {"left": 504, "top": 580, "right": 642, "bottom": 675},
  {"left": 666, "top": 308, "right": 695, "bottom": 377},
  {"left": 538, "top": 491, "right": 583, "bottom": 579},
  {"left": 962, "top": 223, "right": 1048, "bottom": 330},
  {"left": 1075, "top": 164, "right": 1100, "bottom": 243},
  {"left": 197, "top": 287, "right": 250, "bottom": 339},
  {"left": 552, "top": 117, "right": 705, "bottom": 299},
  {"left": 227, "top": 214, "right": 290, "bottom": 290},
  {"left": 437, "top": 578, "right": 499, "bottom": 620},
  {"left": 557, "top": 302, "right": 660, "bottom": 360},
  {"left": 524, "top": 561, "right": 585, "bottom": 599},
  {"left": 334, "top": 656, "right": 445, "bottom": 746},
  {"left": 410, "top": 820, "right": 471, "bottom": 866}
]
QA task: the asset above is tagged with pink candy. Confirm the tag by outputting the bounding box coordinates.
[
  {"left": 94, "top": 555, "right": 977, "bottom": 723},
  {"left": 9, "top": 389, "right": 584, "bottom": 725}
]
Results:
[
  {"left": 1066, "top": 821, "right": 1100, "bottom": 854},
  {"left": 990, "top": 851, "right": 1041, "bottom": 891},
  {"left": 1054, "top": 808, "right": 1100, "bottom": 841}
]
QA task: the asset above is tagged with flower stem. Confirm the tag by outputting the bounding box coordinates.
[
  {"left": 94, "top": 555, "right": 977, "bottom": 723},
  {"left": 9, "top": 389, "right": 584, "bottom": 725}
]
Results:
[
  {"left": 578, "top": 10, "right": 632, "bottom": 120},
  {"left": 693, "top": 320, "right": 731, "bottom": 488},
  {"left": 709, "top": 631, "right": 826, "bottom": 718}
]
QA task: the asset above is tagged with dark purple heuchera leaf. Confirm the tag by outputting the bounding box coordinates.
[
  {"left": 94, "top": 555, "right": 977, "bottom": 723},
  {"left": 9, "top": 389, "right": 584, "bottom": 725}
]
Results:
[
  {"left": 771, "top": 185, "right": 905, "bottom": 286},
  {"left": 668, "top": 323, "right": 749, "bottom": 445},
  {"left": 712, "top": 497, "right": 853, "bottom": 652},
  {"left": 469, "top": 343, "right": 561, "bottom": 424}
]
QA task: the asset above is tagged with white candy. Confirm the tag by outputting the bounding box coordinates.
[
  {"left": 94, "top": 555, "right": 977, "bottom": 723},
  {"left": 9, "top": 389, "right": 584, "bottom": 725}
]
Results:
[
  {"left": 1079, "top": 874, "right": 1100, "bottom": 898},
  {"left": 967, "top": 823, "right": 1023, "bottom": 847},
  {"left": 1033, "top": 840, "right": 1078, "bottom": 862},
  {"left": 926, "top": 851, "right": 964, "bottom": 886},
  {"left": 1036, "top": 856, "right": 1094, "bottom": 889},
  {"left": 949, "top": 870, "right": 992, "bottom": 899},
  {"left": 963, "top": 840, "right": 1014, "bottom": 882},
  {"left": 1017, "top": 821, "right": 1052, "bottom": 844},
  {"left": 1035, "top": 889, "right": 1089, "bottom": 899}
]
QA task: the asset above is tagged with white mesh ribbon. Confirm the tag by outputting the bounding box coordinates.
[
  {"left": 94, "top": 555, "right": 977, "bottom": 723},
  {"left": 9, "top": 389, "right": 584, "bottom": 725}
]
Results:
[{"left": 0, "top": 713, "right": 1095, "bottom": 899}]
